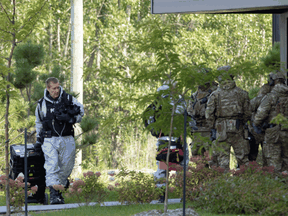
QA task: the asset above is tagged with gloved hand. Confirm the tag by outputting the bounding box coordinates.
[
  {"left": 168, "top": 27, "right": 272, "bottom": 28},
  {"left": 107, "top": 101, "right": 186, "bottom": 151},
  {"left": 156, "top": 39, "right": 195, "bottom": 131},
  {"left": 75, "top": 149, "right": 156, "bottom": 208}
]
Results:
[
  {"left": 252, "top": 123, "right": 262, "bottom": 134},
  {"left": 56, "top": 113, "right": 72, "bottom": 123},
  {"left": 200, "top": 97, "right": 208, "bottom": 104},
  {"left": 34, "top": 138, "right": 43, "bottom": 151},
  {"left": 210, "top": 129, "right": 216, "bottom": 141}
]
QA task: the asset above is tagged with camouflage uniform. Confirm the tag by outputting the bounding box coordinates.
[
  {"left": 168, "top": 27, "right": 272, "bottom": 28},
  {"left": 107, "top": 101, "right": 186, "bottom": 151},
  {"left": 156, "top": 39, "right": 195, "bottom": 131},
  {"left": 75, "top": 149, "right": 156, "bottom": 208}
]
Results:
[
  {"left": 254, "top": 81, "right": 288, "bottom": 173},
  {"left": 187, "top": 83, "right": 218, "bottom": 157},
  {"left": 249, "top": 83, "right": 272, "bottom": 165},
  {"left": 205, "top": 66, "right": 251, "bottom": 171}
]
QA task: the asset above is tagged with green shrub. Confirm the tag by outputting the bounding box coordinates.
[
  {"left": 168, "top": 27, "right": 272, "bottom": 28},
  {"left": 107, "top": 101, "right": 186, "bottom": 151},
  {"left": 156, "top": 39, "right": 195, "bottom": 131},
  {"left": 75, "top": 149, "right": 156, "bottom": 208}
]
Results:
[
  {"left": 169, "top": 152, "right": 225, "bottom": 201},
  {"left": 115, "top": 168, "right": 163, "bottom": 204},
  {"left": 192, "top": 161, "right": 288, "bottom": 215},
  {"left": 65, "top": 171, "right": 108, "bottom": 205}
]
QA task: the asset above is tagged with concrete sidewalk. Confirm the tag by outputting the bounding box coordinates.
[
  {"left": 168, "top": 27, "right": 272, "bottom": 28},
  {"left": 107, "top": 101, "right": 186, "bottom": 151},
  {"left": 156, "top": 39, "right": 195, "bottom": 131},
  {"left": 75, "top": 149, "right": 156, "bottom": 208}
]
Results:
[{"left": 0, "top": 198, "right": 181, "bottom": 214}]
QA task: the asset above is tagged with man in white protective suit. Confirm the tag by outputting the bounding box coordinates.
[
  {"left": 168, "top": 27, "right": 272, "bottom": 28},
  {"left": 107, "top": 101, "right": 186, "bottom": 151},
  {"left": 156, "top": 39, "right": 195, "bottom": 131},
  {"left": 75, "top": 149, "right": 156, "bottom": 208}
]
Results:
[{"left": 35, "top": 77, "right": 84, "bottom": 204}]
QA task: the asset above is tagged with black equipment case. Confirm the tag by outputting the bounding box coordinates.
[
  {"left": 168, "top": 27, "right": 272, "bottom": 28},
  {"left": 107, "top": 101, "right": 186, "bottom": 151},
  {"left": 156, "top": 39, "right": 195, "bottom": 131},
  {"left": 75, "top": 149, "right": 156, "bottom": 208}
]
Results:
[{"left": 9, "top": 144, "right": 48, "bottom": 205}]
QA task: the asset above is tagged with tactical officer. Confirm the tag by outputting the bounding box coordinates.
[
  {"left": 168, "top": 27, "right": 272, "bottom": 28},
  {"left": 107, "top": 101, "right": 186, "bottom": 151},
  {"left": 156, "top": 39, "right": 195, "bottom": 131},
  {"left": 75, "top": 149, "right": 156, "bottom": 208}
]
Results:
[
  {"left": 205, "top": 66, "right": 251, "bottom": 172},
  {"left": 249, "top": 73, "right": 277, "bottom": 166},
  {"left": 35, "top": 77, "right": 84, "bottom": 204},
  {"left": 253, "top": 71, "right": 288, "bottom": 173},
  {"left": 143, "top": 81, "right": 189, "bottom": 203},
  {"left": 187, "top": 69, "right": 218, "bottom": 158}
]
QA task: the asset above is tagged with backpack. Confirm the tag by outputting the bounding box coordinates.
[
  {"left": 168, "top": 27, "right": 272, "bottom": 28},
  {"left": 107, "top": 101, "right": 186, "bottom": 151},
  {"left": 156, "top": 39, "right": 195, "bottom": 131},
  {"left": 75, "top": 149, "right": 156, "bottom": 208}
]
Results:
[
  {"left": 216, "top": 88, "right": 243, "bottom": 118},
  {"left": 276, "top": 96, "right": 288, "bottom": 118}
]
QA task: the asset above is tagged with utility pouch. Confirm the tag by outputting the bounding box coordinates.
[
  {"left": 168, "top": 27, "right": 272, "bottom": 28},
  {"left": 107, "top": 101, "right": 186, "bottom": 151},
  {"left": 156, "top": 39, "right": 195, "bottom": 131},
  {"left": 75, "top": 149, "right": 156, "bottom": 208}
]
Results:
[
  {"left": 43, "top": 131, "right": 52, "bottom": 139},
  {"left": 226, "top": 119, "right": 237, "bottom": 132},
  {"left": 244, "top": 129, "right": 249, "bottom": 139},
  {"left": 215, "top": 120, "right": 227, "bottom": 142}
]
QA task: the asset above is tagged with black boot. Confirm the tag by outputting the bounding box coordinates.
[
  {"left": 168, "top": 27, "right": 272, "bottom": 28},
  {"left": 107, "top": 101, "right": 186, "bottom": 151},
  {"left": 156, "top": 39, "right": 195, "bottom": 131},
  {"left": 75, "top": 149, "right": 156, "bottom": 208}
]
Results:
[
  {"left": 59, "top": 192, "right": 65, "bottom": 204},
  {"left": 158, "top": 192, "right": 165, "bottom": 203},
  {"left": 49, "top": 186, "right": 64, "bottom": 204},
  {"left": 64, "top": 179, "right": 70, "bottom": 190}
]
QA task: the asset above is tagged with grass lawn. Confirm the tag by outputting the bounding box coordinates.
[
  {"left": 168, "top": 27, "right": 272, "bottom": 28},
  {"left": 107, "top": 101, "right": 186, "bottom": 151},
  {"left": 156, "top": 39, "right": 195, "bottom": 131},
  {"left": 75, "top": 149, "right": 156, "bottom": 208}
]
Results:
[
  {"left": 0, "top": 190, "right": 258, "bottom": 216},
  {"left": 28, "top": 203, "right": 258, "bottom": 216}
]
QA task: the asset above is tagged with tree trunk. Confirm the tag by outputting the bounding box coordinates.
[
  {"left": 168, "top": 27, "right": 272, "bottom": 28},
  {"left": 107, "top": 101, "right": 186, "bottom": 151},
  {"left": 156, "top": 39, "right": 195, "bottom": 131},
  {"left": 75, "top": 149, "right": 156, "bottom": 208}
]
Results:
[
  {"left": 48, "top": 5, "right": 53, "bottom": 73},
  {"left": 118, "top": 0, "right": 121, "bottom": 10},
  {"left": 163, "top": 103, "right": 176, "bottom": 213},
  {"left": 63, "top": 17, "right": 71, "bottom": 58},
  {"left": 25, "top": 84, "right": 31, "bottom": 119},
  {"left": 5, "top": 40, "right": 16, "bottom": 216},
  {"left": 57, "top": 17, "right": 61, "bottom": 53},
  {"left": 124, "top": 5, "right": 131, "bottom": 78},
  {"left": 70, "top": 0, "right": 84, "bottom": 178},
  {"left": 5, "top": 85, "right": 11, "bottom": 216}
]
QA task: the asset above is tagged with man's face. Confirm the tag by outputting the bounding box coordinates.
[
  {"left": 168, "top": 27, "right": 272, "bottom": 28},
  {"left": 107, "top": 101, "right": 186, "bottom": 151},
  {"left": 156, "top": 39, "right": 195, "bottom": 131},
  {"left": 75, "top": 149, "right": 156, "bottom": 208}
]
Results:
[{"left": 47, "top": 82, "right": 60, "bottom": 99}]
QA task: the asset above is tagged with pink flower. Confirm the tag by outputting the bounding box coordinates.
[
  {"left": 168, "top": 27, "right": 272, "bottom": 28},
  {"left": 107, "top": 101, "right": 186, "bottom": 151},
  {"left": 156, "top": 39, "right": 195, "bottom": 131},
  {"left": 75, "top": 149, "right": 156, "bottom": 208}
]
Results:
[
  {"left": 107, "top": 185, "right": 114, "bottom": 191},
  {"left": 31, "top": 186, "right": 38, "bottom": 193},
  {"left": 0, "top": 175, "right": 7, "bottom": 180},
  {"left": 95, "top": 172, "right": 101, "bottom": 177},
  {"left": 16, "top": 176, "right": 24, "bottom": 182},
  {"left": 115, "top": 182, "right": 120, "bottom": 187},
  {"left": 83, "top": 172, "right": 87, "bottom": 178},
  {"left": 169, "top": 187, "right": 175, "bottom": 193},
  {"left": 87, "top": 171, "right": 94, "bottom": 177},
  {"left": 73, "top": 180, "right": 85, "bottom": 187},
  {"left": 11, "top": 197, "right": 15, "bottom": 202},
  {"left": 69, "top": 188, "right": 74, "bottom": 193},
  {"left": 78, "top": 180, "right": 85, "bottom": 186},
  {"left": 77, "top": 188, "right": 82, "bottom": 193},
  {"left": 53, "top": 184, "right": 64, "bottom": 191},
  {"left": 170, "top": 174, "right": 176, "bottom": 178}
]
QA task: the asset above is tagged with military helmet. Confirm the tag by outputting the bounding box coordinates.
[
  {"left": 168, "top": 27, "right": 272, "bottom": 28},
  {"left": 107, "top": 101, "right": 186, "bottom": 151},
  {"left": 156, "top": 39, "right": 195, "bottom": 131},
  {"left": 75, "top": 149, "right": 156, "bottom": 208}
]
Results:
[
  {"left": 197, "top": 67, "right": 214, "bottom": 90},
  {"left": 217, "top": 65, "right": 231, "bottom": 72},
  {"left": 268, "top": 71, "right": 285, "bottom": 86},
  {"left": 269, "top": 71, "right": 286, "bottom": 80},
  {"left": 217, "top": 65, "right": 234, "bottom": 82}
]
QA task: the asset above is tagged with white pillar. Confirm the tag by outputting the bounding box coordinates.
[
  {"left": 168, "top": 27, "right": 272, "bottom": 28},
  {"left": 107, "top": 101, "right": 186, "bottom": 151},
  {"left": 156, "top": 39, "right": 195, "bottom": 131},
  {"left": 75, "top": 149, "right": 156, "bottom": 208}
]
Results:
[
  {"left": 280, "top": 12, "right": 288, "bottom": 84},
  {"left": 71, "top": 0, "right": 83, "bottom": 177}
]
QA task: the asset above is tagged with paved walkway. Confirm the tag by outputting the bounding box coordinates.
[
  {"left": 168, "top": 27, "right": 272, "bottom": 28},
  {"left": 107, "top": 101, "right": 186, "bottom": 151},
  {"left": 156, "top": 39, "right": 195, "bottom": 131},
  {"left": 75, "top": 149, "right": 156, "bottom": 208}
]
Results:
[{"left": 0, "top": 198, "right": 181, "bottom": 214}]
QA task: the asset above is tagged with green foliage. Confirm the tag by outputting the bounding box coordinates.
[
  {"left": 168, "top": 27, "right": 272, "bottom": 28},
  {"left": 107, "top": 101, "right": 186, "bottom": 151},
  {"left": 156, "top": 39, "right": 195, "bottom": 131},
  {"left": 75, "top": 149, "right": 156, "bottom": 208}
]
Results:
[
  {"left": 248, "top": 86, "right": 261, "bottom": 99},
  {"left": 115, "top": 168, "right": 163, "bottom": 204},
  {"left": 0, "top": 175, "right": 37, "bottom": 213},
  {"left": 38, "top": 64, "right": 65, "bottom": 86},
  {"left": 66, "top": 171, "right": 108, "bottom": 205},
  {"left": 270, "top": 114, "right": 288, "bottom": 129},
  {"left": 80, "top": 116, "right": 98, "bottom": 133},
  {"left": 81, "top": 133, "right": 98, "bottom": 146},
  {"left": 262, "top": 42, "right": 280, "bottom": 69},
  {"left": 170, "top": 153, "right": 225, "bottom": 201},
  {"left": 186, "top": 161, "right": 288, "bottom": 215},
  {"left": 0, "top": 0, "right": 277, "bottom": 176}
]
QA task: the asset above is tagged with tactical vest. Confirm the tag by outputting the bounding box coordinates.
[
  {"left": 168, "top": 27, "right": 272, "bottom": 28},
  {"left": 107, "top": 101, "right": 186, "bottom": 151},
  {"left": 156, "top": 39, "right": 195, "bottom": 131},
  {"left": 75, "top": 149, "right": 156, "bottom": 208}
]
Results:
[
  {"left": 37, "top": 91, "right": 75, "bottom": 137},
  {"left": 268, "top": 95, "right": 288, "bottom": 123},
  {"left": 216, "top": 88, "right": 243, "bottom": 119}
]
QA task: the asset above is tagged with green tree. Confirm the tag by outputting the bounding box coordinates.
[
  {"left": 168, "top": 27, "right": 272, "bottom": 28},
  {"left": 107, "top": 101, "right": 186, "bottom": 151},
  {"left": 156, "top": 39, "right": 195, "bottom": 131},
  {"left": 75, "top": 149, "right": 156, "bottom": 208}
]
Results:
[
  {"left": 11, "top": 40, "right": 45, "bottom": 118},
  {"left": 0, "top": 0, "right": 48, "bottom": 214}
]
